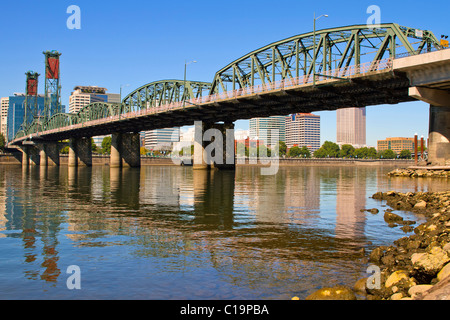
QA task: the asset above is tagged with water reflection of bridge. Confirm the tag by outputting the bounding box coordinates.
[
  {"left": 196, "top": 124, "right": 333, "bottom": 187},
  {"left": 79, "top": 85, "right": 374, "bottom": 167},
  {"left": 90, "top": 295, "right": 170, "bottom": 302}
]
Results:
[{"left": 1, "top": 166, "right": 450, "bottom": 296}]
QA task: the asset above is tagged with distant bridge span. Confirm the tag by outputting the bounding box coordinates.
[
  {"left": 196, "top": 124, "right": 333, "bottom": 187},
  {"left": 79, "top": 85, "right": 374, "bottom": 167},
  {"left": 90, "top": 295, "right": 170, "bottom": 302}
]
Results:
[{"left": 8, "top": 23, "right": 450, "bottom": 167}]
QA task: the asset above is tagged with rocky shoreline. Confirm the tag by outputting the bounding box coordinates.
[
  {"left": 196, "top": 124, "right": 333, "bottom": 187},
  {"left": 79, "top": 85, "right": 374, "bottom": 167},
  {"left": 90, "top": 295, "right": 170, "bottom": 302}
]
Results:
[
  {"left": 305, "top": 190, "right": 450, "bottom": 300},
  {"left": 387, "top": 167, "right": 450, "bottom": 178}
]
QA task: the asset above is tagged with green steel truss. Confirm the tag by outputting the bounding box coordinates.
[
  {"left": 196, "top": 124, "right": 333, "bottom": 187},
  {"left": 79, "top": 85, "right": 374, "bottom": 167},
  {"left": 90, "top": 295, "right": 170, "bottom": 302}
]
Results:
[
  {"left": 16, "top": 80, "right": 211, "bottom": 137},
  {"left": 121, "top": 79, "right": 212, "bottom": 112},
  {"left": 13, "top": 23, "right": 442, "bottom": 141},
  {"left": 209, "top": 23, "right": 441, "bottom": 94}
]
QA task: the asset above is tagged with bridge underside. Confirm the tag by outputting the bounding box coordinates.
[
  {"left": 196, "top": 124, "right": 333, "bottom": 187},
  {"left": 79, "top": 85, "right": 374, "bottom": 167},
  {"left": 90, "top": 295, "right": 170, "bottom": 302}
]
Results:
[{"left": 30, "top": 71, "right": 412, "bottom": 142}]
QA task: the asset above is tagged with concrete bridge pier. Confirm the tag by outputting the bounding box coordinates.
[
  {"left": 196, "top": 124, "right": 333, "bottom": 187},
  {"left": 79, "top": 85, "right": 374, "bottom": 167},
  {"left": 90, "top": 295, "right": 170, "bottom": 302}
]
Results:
[
  {"left": 68, "top": 137, "right": 92, "bottom": 167},
  {"left": 428, "top": 105, "right": 450, "bottom": 166},
  {"left": 37, "top": 142, "right": 60, "bottom": 167},
  {"left": 193, "top": 121, "right": 235, "bottom": 170},
  {"left": 20, "top": 144, "right": 40, "bottom": 166},
  {"left": 410, "top": 87, "right": 450, "bottom": 166},
  {"left": 110, "top": 132, "right": 141, "bottom": 168}
]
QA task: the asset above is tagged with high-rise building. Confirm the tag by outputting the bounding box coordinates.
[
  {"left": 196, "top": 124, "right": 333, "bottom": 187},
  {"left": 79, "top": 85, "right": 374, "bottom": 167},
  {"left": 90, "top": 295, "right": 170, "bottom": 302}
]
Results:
[
  {"left": 7, "top": 93, "right": 46, "bottom": 141},
  {"left": 336, "top": 107, "right": 366, "bottom": 148},
  {"left": 285, "top": 113, "right": 320, "bottom": 152},
  {"left": 377, "top": 137, "right": 416, "bottom": 153},
  {"left": 69, "top": 86, "right": 120, "bottom": 114},
  {"left": 0, "top": 97, "right": 9, "bottom": 139},
  {"left": 145, "top": 128, "right": 180, "bottom": 151},
  {"left": 249, "top": 116, "right": 286, "bottom": 147}
]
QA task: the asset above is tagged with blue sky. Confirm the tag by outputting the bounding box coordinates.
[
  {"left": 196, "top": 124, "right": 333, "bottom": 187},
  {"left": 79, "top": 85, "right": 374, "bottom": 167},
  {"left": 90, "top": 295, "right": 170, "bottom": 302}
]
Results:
[{"left": 0, "top": 0, "right": 448, "bottom": 147}]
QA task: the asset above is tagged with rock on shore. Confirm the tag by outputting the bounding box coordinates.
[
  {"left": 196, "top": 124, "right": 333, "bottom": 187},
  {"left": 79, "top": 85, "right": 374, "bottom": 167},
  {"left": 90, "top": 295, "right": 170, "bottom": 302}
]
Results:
[
  {"left": 387, "top": 168, "right": 450, "bottom": 178},
  {"left": 301, "top": 190, "right": 450, "bottom": 300},
  {"left": 365, "top": 191, "right": 450, "bottom": 300}
]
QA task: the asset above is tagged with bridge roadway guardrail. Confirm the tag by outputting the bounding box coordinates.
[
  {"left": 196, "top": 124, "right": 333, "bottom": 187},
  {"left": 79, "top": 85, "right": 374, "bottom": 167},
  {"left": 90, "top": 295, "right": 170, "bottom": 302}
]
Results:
[{"left": 35, "top": 58, "right": 393, "bottom": 140}]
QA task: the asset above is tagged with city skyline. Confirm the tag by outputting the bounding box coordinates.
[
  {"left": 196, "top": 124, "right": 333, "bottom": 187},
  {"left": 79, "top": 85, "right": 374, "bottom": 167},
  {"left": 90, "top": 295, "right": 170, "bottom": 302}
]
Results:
[{"left": 0, "top": 1, "right": 446, "bottom": 147}]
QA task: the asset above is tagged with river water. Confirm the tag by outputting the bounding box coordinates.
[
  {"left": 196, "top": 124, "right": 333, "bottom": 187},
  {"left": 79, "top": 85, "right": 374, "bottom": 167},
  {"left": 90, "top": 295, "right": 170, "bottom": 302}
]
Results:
[{"left": 0, "top": 164, "right": 448, "bottom": 300}]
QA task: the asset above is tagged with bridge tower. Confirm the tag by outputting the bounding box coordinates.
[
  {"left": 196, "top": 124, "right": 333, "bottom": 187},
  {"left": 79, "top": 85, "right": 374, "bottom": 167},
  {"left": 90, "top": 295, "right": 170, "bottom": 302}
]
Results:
[
  {"left": 43, "top": 50, "right": 62, "bottom": 121},
  {"left": 22, "top": 71, "right": 40, "bottom": 132}
]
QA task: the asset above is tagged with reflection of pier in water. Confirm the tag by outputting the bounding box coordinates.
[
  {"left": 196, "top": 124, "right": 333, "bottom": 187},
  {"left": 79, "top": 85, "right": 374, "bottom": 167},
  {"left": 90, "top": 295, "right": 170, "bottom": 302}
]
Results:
[{"left": 2, "top": 165, "right": 449, "bottom": 296}]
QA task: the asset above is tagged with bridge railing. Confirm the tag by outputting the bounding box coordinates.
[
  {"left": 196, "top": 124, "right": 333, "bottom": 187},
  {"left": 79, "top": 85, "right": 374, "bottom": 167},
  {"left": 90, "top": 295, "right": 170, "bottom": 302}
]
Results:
[
  {"left": 187, "top": 58, "right": 393, "bottom": 105},
  {"left": 394, "top": 46, "right": 450, "bottom": 59},
  {"left": 20, "top": 58, "right": 394, "bottom": 139}
]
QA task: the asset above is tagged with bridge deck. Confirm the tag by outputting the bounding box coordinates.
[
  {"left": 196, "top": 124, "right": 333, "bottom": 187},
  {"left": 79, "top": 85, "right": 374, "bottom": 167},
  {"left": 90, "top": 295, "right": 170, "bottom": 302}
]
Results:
[{"left": 11, "top": 58, "right": 415, "bottom": 144}]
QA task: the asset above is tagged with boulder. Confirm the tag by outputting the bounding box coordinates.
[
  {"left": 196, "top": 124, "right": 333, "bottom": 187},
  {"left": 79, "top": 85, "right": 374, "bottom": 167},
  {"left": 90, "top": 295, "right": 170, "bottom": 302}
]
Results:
[
  {"left": 353, "top": 278, "right": 367, "bottom": 294},
  {"left": 415, "top": 274, "right": 450, "bottom": 300},
  {"left": 443, "top": 243, "right": 450, "bottom": 255},
  {"left": 414, "top": 200, "right": 427, "bottom": 210},
  {"left": 384, "top": 211, "right": 404, "bottom": 223},
  {"left": 385, "top": 270, "right": 409, "bottom": 288},
  {"left": 408, "top": 285, "right": 433, "bottom": 299},
  {"left": 412, "top": 247, "right": 450, "bottom": 277},
  {"left": 369, "top": 246, "right": 386, "bottom": 263},
  {"left": 305, "top": 286, "right": 356, "bottom": 300},
  {"left": 437, "top": 263, "right": 450, "bottom": 282}
]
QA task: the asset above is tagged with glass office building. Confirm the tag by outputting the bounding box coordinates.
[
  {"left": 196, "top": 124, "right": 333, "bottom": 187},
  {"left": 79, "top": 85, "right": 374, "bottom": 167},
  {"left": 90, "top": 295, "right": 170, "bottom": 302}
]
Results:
[
  {"left": 7, "top": 93, "right": 46, "bottom": 141},
  {"left": 249, "top": 116, "right": 286, "bottom": 147}
]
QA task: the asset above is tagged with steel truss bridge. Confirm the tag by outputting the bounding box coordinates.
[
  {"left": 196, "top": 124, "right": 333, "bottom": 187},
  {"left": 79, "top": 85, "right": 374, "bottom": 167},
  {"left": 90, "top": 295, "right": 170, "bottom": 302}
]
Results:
[{"left": 10, "top": 23, "right": 445, "bottom": 144}]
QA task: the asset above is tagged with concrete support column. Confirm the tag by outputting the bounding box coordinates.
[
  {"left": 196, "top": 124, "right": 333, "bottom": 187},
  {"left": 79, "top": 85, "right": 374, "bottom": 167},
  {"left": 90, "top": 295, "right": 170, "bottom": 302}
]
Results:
[
  {"left": 21, "top": 144, "right": 40, "bottom": 166},
  {"left": 409, "top": 87, "right": 450, "bottom": 166},
  {"left": 211, "top": 122, "right": 235, "bottom": 170},
  {"left": 21, "top": 146, "right": 30, "bottom": 167},
  {"left": 193, "top": 121, "right": 211, "bottom": 170},
  {"left": 68, "top": 137, "right": 92, "bottom": 167},
  {"left": 110, "top": 132, "right": 141, "bottom": 168},
  {"left": 428, "top": 105, "right": 450, "bottom": 166},
  {"left": 110, "top": 134, "right": 121, "bottom": 168},
  {"left": 68, "top": 139, "right": 77, "bottom": 167},
  {"left": 37, "top": 142, "right": 60, "bottom": 167},
  {"left": 121, "top": 132, "right": 141, "bottom": 168},
  {"left": 193, "top": 121, "right": 235, "bottom": 170}
]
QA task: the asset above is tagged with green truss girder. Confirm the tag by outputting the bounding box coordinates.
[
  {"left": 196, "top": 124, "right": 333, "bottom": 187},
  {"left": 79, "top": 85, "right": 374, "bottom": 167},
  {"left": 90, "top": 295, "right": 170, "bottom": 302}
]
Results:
[
  {"left": 17, "top": 80, "right": 212, "bottom": 138},
  {"left": 121, "top": 79, "right": 212, "bottom": 112},
  {"left": 209, "top": 23, "right": 441, "bottom": 94},
  {"left": 13, "top": 23, "right": 442, "bottom": 141}
]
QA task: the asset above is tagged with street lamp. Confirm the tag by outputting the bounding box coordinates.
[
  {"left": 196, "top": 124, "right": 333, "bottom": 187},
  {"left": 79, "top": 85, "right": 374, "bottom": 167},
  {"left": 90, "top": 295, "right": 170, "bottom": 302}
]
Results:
[
  {"left": 313, "top": 13, "right": 328, "bottom": 86},
  {"left": 120, "top": 84, "right": 130, "bottom": 102},
  {"left": 183, "top": 60, "right": 197, "bottom": 107}
]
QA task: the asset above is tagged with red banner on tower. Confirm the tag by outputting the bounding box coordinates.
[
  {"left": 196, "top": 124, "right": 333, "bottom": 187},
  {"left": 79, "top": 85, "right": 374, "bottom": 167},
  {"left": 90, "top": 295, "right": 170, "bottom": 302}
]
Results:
[
  {"left": 27, "top": 79, "right": 38, "bottom": 96},
  {"left": 46, "top": 57, "right": 60, "bottom": 79}
]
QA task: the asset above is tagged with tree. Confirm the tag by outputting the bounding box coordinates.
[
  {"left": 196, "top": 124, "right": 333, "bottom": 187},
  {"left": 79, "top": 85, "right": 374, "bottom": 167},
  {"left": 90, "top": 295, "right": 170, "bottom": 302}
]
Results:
[
  {"left": 399, "top": 149, "right": 412, "bottom": 159},
  {"left": 367, "top": 147, "right": 377, "bottom": 159},
  {"left": 299, "top": 146, "right": 311, "bottom": 158},
  {"left": 0, "top": 132, "right": 5, "bottom": 152},
  {"left": 140, "top": 147, "right": 149, "bottom": 155},
  {"left": 91, "top": 137, "right": 98, "bottom": 153},
  {"left": 258, "top": 145, "right": 271, "bottom": 157},
  {"left": 339, "top": 144, "right": 355, "bottom": 158},
  {"left": 381, "top": 149, "right": 396, "bottom": 159},
  {"left": 314, "top": 141, "right": 340, "bottom": 158},
  {"left": 288, "top": 146, "right": 301, "bottom": 157},
  {"left": 101, "top": 136, "right": 112, "bottom": 154},
  {"left": 278, "top": 141, "right": 287, "bottom": 157},
  {"left": 353, "top": 147, "right": 367, "bottom": 159}
]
